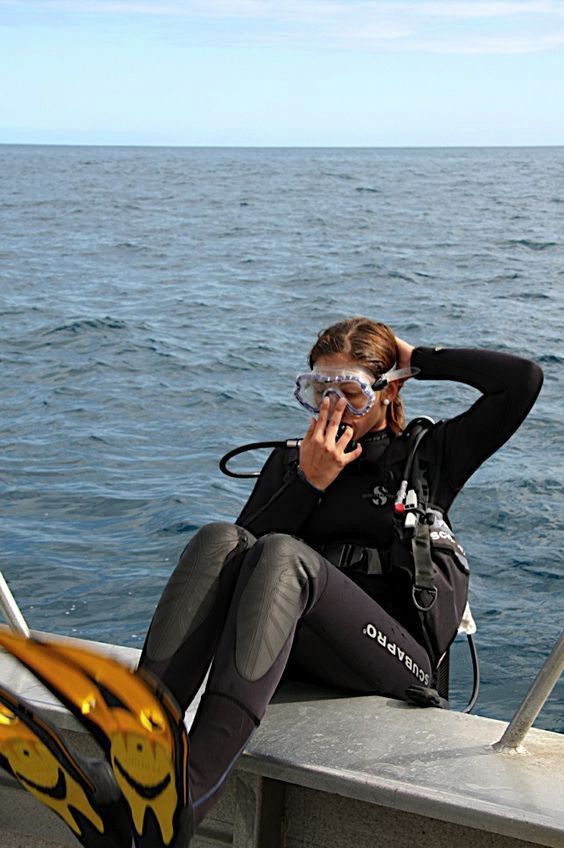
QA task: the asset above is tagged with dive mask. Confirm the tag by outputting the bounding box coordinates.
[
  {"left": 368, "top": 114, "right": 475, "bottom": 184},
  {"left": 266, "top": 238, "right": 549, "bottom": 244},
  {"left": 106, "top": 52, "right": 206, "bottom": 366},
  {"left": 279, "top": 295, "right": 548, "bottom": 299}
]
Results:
[{"left": 294, "top": 364, "right": 418, "bottom": 417}]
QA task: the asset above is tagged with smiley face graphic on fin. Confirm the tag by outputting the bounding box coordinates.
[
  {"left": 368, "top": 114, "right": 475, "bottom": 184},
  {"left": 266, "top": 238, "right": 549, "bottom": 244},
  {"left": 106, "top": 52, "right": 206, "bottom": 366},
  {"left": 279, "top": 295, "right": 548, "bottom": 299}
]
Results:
[{"left": 0, "top": 688, "right": 130, "bottom": 847}]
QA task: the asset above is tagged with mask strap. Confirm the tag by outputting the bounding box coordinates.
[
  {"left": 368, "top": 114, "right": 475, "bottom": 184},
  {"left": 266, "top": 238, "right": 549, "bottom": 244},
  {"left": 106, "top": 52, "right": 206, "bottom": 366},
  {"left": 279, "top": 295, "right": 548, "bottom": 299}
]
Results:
[{"left": 372, "top": 365, "right": 420, "bottom": 391}]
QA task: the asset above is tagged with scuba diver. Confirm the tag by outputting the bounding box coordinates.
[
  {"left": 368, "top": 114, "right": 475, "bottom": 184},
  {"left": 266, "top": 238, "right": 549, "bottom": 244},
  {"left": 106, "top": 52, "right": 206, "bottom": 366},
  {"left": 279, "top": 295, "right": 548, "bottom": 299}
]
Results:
[{"left": 0, "top": 318, "right": 543, "bottom": 848}]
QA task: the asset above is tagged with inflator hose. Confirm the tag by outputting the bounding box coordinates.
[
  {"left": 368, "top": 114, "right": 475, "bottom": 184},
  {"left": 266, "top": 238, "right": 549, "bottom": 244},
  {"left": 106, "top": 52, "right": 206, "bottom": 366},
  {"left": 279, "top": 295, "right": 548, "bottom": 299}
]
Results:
[{"left": 219, "top": 441, "right": 293, "bottom": 478}]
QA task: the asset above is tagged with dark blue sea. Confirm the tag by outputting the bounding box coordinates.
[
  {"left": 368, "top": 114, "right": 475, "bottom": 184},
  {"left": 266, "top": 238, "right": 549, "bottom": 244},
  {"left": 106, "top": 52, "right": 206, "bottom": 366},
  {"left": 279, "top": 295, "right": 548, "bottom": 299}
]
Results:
[{"left": 0, "top": 145, "right": 562, "bottom": 731}]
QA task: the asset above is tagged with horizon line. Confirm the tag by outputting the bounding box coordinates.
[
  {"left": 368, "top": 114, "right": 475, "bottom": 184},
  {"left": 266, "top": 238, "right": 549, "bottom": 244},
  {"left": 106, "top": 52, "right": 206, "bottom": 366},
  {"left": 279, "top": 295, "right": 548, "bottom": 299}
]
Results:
[{"left": 2, "top": 142, "right": 564, "bottom": 150}]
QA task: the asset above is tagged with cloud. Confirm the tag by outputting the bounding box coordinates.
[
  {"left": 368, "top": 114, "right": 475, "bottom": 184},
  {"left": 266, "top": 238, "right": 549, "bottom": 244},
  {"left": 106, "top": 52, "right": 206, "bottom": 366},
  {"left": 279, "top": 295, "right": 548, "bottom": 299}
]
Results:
[
  {"left": 410, "top": 30, "right": 564, "bottom": 54},
  {"left": 2, "top": 0, "right": 564, "bottom": 54},
  {"left": 393, "top": 1, "right": 557, "bottom": 19},
  {"left": 2, "top": 0, "right": 561, "bottom": 18}
]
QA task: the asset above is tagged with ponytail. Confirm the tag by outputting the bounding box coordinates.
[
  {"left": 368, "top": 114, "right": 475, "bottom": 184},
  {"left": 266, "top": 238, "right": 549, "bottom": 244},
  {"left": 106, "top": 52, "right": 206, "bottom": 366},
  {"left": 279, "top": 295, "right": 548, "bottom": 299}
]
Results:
[{"left": 387, "top": 394, "right": 405, "bottom": 434}]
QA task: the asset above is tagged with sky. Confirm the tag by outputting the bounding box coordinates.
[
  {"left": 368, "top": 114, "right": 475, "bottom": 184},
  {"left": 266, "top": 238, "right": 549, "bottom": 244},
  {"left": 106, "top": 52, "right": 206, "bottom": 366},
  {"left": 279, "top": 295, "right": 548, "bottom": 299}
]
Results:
[{"left": 1, "top": 0, "right": 564, "bottom": 146}]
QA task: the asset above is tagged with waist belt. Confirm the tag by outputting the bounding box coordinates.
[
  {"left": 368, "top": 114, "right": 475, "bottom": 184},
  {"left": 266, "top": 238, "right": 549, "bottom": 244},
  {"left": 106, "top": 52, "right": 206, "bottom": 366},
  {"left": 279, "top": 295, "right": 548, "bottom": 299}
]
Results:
[{"left": 318, "top": 543, "right": 387, "bottom": 576}]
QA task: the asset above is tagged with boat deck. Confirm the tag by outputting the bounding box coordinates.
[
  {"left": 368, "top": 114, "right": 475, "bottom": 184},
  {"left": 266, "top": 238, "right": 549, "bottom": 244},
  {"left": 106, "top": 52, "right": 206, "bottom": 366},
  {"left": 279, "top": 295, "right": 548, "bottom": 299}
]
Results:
[{"left": 0, "top": 630, "right": 563, "bottom": 848}]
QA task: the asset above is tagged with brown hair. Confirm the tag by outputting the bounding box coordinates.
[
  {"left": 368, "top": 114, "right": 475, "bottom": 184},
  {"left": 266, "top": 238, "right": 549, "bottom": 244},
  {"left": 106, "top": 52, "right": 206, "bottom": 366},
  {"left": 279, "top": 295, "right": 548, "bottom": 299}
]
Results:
[{"left": 308, "top": 317, "right": 405, "bottom": 433}]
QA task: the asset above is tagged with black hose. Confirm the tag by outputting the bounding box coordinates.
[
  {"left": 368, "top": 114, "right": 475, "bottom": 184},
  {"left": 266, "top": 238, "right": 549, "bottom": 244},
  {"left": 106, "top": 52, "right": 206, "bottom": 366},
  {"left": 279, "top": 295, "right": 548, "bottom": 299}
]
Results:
[
  {"left": 401, "top": 418, "right": 433, "bottom": 485},
  {"left": 219, "top": 440, "right": 291, "bottom": 478},
  {"left": 220, "top": 425, "right": 356, "bottom": 479},
  {"left": 462, "top": 633, "right": 480, "bottom": 713}
]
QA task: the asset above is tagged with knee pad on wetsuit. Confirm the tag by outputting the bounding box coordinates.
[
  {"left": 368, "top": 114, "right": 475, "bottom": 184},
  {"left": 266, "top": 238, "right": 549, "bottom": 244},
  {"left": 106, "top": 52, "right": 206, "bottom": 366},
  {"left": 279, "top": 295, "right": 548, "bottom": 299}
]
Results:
[
  {"left": 235, "top": 533, "right": 323, "bottom": 682},
  {"left": 145, "top": 522, "right": 254, "bottom": 663}
]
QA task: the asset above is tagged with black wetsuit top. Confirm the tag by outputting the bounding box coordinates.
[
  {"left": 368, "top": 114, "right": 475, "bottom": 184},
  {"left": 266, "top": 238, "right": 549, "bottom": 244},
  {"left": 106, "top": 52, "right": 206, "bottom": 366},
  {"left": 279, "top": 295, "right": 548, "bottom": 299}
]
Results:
[{"left": 236, "top": 346, "right": 543, "bottom": 631}]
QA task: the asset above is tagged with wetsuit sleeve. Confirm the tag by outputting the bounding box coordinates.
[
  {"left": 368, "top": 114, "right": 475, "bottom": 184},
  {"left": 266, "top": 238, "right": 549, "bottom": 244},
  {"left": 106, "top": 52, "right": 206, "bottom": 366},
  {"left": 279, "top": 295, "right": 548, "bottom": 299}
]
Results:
[
  {"left": 412, "top": 346, "right": 543, "bottom": 501},
  {"left": 236, "top": 446, "right": 323, "bottom": 537}
]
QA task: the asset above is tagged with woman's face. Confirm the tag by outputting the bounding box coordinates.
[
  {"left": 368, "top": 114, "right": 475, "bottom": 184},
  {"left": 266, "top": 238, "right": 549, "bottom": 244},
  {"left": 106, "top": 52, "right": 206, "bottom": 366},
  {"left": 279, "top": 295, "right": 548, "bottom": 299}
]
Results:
[{"left": 313, "top": 353, "right": 397, "bottom": 440}]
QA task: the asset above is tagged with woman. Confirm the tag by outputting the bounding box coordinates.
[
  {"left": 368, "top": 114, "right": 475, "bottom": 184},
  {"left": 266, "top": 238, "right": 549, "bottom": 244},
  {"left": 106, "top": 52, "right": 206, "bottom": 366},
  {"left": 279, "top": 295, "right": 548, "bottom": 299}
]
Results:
[{"left": 0, "top": 318, "right": 543, "bottom": 848}]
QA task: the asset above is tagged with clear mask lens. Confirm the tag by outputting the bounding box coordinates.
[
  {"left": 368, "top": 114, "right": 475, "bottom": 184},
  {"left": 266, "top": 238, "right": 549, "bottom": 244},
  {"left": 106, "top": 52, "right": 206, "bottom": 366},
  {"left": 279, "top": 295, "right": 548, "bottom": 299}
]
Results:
[{"left": 294, "top": 369, "right": 376, "bottom": 417}]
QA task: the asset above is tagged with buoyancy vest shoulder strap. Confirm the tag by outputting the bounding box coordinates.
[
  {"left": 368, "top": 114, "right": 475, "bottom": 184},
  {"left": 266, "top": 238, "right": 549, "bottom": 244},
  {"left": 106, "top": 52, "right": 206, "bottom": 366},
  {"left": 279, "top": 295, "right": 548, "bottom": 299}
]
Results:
[
  {"left": 393, "top": 417, "right": 438, "bottom": 611},
  {"left": 393, "top": 417, "right": 434, "bottom": 508}
]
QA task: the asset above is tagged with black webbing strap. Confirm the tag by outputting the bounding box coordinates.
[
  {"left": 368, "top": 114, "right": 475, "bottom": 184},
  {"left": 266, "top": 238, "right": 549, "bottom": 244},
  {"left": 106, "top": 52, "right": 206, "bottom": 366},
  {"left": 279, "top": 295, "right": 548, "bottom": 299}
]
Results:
[
  {"left": 410, "top": 450, "right": 437, "bottom": 611},
  {"left": 394, "top": 420, "right": 438, "bottom": 612},
  {"left": 318, "top": 543, "right": 384, "bottom": 575}
]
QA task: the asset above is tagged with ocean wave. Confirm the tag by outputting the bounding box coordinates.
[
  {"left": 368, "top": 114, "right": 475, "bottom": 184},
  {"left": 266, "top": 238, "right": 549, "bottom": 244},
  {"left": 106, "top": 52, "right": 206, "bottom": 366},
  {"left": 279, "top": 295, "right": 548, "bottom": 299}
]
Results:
[
  {"left": 504, "top": 239, "right": 557, "bottom": 251},
  {"left": 321, "top": 172, "right": 355, "bottom": 181},
  {"left": 158, "top": 520, "right": 200, "bottom": 535},
  {"left": 113, "top": 241, "right": 152, "bottom": 251},
  {"left": 537, "top": 353, "right": 564, "bottom": 365},
  {"left": 388, "top": 271, "right": 418, "bottom": 283},
  {"left": 45, "top": 317, "right": 129, "bottom": 335},
  {"left": 492, "top": 272, "right": 521, "bottom": 281},
  {"left": 495, "top": 291, "right": 550, "bottom": 301}
]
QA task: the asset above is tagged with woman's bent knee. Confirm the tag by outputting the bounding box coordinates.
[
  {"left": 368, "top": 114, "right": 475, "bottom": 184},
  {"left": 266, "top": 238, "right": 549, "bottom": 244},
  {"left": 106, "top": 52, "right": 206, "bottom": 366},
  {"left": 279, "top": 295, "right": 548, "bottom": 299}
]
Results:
[
  {"left": 192, "top": 521, "right": 241, "bottom": 549},
  {"left": 255, "top": 532, "right": 306, "bottom": 561},
  {"left": 180, "top": 522, "right": 254, "bottom": 570}
]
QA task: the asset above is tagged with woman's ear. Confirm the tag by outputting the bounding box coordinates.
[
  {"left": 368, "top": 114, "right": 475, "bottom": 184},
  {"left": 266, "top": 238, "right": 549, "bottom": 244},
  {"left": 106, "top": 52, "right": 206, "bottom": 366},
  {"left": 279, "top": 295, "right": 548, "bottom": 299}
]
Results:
[{"left": 384, "top": 381, "right": 400, "bottom": 404}]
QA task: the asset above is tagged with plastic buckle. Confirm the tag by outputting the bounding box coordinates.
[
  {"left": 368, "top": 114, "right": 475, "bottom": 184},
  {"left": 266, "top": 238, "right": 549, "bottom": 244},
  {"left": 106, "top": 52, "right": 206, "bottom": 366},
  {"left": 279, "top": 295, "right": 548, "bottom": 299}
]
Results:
[{"left": 412, "top": 586, "right": 437, "bottom": 611}]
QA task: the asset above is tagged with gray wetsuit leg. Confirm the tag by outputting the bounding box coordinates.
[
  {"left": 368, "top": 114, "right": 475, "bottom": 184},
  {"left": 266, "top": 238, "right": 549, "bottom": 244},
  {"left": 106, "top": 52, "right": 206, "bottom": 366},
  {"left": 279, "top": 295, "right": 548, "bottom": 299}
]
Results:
[
  {"left": 139, "top": 521, "right": 256, "bottom": 710},
  {"left": 187, "top": 533, "right": 433, "bottom": 825},
  {"left": 206, "top": 532, "right": 432, "bottom": 717}
]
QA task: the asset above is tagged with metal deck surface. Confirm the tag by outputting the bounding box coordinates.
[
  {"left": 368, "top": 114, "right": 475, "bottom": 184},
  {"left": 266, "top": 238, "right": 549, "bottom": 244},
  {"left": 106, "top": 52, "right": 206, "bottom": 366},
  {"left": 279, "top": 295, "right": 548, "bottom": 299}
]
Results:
[
  {"left": 0, "top": 630, "right": 562, "bottom": 848},
  {"left": 246, "top": 690, "right": 564, "bottom": 847}
]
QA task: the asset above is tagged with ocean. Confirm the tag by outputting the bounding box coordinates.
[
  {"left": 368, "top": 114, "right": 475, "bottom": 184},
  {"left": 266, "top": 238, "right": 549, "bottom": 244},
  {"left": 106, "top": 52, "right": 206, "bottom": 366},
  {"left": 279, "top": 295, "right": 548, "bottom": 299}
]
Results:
[{"left": 0, "top": 145, "right": 562, "bottom": 731}]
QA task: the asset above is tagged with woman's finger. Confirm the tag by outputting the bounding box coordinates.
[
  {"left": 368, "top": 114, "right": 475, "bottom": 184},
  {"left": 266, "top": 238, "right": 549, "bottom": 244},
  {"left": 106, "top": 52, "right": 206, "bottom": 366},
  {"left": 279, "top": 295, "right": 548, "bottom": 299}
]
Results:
[
  {"left": 315, "top": 396, "right": 330, "bottom": 435},
  {"left": 335, "top": 423, "right": 355, "bottom": 451},
  {"left": 302, "top": 417, "right": 316, "bottom": 443},
  {"left": 343, "top": 442, "right": 363, "bottom": 464},
  {"left": 335, "top": 424, "right": 361, "bottom": 462},
  {"left": 324, "top": 398, "right": 346, "bottom": 439}
]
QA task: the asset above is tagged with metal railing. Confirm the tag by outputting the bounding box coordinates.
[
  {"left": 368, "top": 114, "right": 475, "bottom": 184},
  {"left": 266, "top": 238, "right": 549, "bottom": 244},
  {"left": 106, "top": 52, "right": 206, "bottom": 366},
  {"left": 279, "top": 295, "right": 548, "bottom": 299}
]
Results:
[
  {"left": 0, "top": 570, "right": 30, "bottom": 638},
  {"left": 494, "top": 631, "right": 564, "bottom": 751}
]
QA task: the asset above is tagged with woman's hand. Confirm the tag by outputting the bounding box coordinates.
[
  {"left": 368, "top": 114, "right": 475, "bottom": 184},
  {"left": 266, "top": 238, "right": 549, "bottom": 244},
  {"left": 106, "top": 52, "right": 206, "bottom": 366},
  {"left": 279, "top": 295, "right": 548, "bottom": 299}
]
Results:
[
  {"left": 394, "top": 336, "right": 415, "bottom": 372},
  {"left": 298, "top": 397, "right": 363, "bottom": 491}
]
